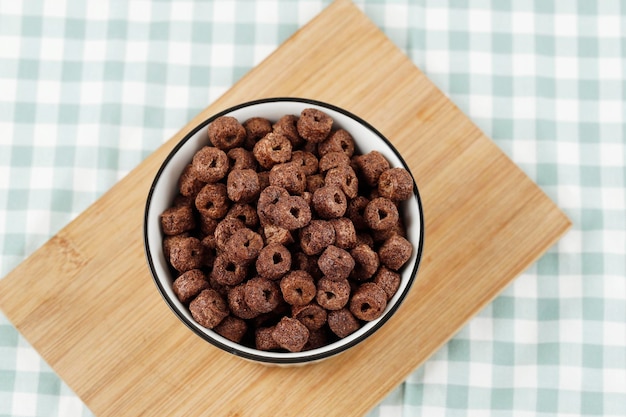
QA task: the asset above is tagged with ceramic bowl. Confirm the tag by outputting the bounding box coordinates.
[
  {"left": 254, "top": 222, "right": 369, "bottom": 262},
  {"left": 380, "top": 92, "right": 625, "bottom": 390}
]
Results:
[{"left": 144, "top": 97, "right": 424, "bottom": 365}]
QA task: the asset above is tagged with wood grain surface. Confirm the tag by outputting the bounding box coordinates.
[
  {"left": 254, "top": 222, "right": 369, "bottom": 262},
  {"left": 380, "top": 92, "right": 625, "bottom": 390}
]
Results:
[{"left": 0, "top": 1, "right": 571, "bottom": 416}]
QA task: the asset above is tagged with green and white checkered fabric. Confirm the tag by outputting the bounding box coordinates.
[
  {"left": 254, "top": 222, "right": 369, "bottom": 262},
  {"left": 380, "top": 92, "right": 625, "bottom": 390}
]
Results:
[{"left": 1, "top": 1, "right": 624, "bottom": 416}]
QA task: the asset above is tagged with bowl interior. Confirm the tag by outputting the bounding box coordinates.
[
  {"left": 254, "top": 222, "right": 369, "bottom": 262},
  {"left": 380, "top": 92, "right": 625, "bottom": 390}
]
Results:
[{"left": 145, "top": 98, "right": 424, "bottom": 364}]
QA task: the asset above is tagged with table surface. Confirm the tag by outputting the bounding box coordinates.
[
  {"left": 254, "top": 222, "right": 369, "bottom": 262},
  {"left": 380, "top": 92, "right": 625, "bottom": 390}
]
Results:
[{"left": 0, "top": 1, "right": 624, "bottom": 416}]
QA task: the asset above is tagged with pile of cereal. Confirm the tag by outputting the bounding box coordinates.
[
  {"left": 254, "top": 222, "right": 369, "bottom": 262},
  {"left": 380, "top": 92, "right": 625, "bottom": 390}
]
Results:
[{"left": 160, "top": 108, "right": 413, "bottom": 353}]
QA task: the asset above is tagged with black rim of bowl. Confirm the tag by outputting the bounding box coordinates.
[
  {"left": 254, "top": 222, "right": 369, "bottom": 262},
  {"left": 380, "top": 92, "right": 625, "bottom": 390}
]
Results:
[{"left": 144, "top": 97, "right": 425, "bottom": 364}]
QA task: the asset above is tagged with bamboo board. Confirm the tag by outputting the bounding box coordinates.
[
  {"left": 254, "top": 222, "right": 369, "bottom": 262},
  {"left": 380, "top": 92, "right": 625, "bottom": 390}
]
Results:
[{"left": 0, "top": 1, "right": 571, "bottom": 416}]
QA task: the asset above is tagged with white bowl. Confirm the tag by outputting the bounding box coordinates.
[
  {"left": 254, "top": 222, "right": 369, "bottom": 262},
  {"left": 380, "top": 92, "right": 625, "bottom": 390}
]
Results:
[{"left": 144, "top": 98, "right": 424, "bottom": 365}]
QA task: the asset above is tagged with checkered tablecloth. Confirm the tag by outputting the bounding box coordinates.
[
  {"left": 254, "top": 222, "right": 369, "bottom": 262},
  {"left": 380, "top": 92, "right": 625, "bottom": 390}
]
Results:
[{"left": 1, "top": 1, "right": 625, "bottom": 416}]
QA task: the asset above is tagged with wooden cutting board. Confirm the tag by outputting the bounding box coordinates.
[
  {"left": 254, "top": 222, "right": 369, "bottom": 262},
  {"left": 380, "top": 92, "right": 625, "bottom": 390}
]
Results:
[{"left": 0, "top": 1, "right": 571, "bottom": 416}]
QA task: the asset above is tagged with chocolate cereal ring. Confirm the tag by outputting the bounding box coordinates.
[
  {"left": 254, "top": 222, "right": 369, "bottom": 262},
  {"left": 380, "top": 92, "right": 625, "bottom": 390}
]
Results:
[
  {"left": 224, "top": 228, "right": 263, "bottom": 265},
  {"left": 349, "top": 282, "right": 387, "bottom": 321},
  {"left": 192, "top": 146, "right": 229, "bottom": 183},
  {"left": 325, "top": 165, "right": 358, "bottom": 199},
  {"left": 225, "top": 203, "right": 259, "bottom": 228},
  {"left": 253, "top": 132, "right": 292, "bottom": 169},
  {"left": 349, "top": 244, "right": 380, "bottom": 281},
  {"left": 169, "top": 236, "right": 204, "bottom": 272},
  {"left": 316, "top": 277, "right": 350, "bottom": 311},
  {"left": 328, "top": 308, "right": 360, "bottom": 338},
  {"left": 189, "top": 289, "right": 229, "bottom": 329},
  {"left": 290, "top": 150, "right": 319, "bottom": 176},
  {"left": 272, "top": 196, "right": 312, "bottom": 230},
  {"left": 297, "top": 108, "right": 333, "bottom": 144},
  {"left": 214, "top": 218, "right": 245, "bottom": 251},
  {"left": 269, "top": 162, "right": 307, "bottom": 195},
  {"left": 243, "top": 117, "right": 272, "bottom": 150},
  {"left": 299, "top": 220, "right": 335, "bottom": 256},
  {"left": 255, "top": 243, "right": 292, "bottom": 280},
  {"left": 227, "top": 284, "right": 259, "bottom": 320},
  {"left": 317, "top": 245, "right": 355, "bottom": 281},
  {"left": 273, "top": 114, "right": 305, "bottom": 148},
  {"left": 374, "top": 266, "right": 401, "bottom": 301},
  {"left": 178, "top": 164, "right": 205, "bottom": 197},
  {"left": 329, "top": 217, "right": 357, "bottom": 250},
  {"left": 318, "top": 151, "right": 351, "bottom": 173},
  {"left": 364, "top": 197, "right": 399, "bottom": 231},
  {"left": 160, "top": 205, "right": 196, "bottom": 236},
  {"left": 292, "top": 302, "right": 327, "bottom": 331},
  {"left": 378, "top": 167, "right": 413, "bottom": 201},
  {"left": 195, "top": 183, "right": 229, "bottom": 220},
  {"left": 379, "top": 234, "right": 413, "bottom": 270},
  {"left": 244, "top": 277, "right": 281, "bottom": 314},
  {"left": 353, "top": 150, "right": 390, "bottom": 187},
  {"left": 214, "top": 315, "right": 248, "bottom": 343},
  {"left": 255, "top": 326, "right": 280, "bottom": 351},
  {"left": 272, "top": 316, "right": 310, "bottom": 352},
  {"left": 208, "top": 116, "right": 246, "bottom": 150},
  {"left": 227, "top": 147, "right": 257, "bottom": 171},
  {"left": 280, "top": 270, "right": 316, "bottom": 306},
  {"left": 211, "top": 253, "right": 248, "bottom": 286},
  {"left": 318, "top": 129, "right": 355, "bottom": 157},
  {"left": 312, "top": 185, "right": 347, "bottom": 219},
  {"left": 173, "top": 269, "right": 209, "bottom": 304},
  {"left": 227, "top": 169, "right": 260, "bottom": 204}
]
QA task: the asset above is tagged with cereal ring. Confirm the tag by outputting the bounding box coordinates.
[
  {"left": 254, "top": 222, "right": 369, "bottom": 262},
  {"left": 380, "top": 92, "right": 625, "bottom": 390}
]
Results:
[
  {"left": 269, "top": 162, "right": 307, "bottom": 195},
  {"left": 227, "top": 147, "right": 258, "bottom": 171},
  {"left": 255, "top": 243, "right": 292, "bottom": 280},
  {"left": 214, "top": 315, "right": 248, "bottom": 343},
  {"left": 293, "top": 252, "right": 323, "bottom": 281},
  {"left": 173, "top": 269, "right": 209, "bottom": 304},
  {"left": 227, "top": 284, "right": 259, "bottom": 320},
  {"left": 349, "top": 282, "right": 387, "bottom": 321},
  {"left": 325, "top": 165, "right": 358, "bottom": 199},
  {"left": 316, "top": 277, "right": 350, "bottom": 311},
  {"left": 211, "top": 253, "right": 248, "bottom": 286},
  {"left": 378, "top": 167, "right": 414, "bottom": 201},
  {"left": 306, "top": 173, "right": 325, "bottom": 194},
  {"left": 318, "top": 151, "right": 351, "bottom": 173},
  {"left": 214, "top": 218, "right": 245, "bottom": 251},
  {"left": 353, "top": 150, "right": 390, "bottom": 187},
  {"left": 192, "top": 146, "right": 229, "bottom": 183},
  {"left": 225, "top": 203, "right": 259, "bottom": 228},
  {"left": 272, "top": 316, "right": 310, "bottom": 352},
  {"left": 208, "top": 116, "right": 246, "bottom": 150},
  {"left": 290, "top": 150, "right": 319, "bottom": 176},
  {"left": 257, "top": 185, "right": 289, "bottom": 226},
  {"left": 163, "top": 234, "right": 188, "bottom": 261},
  {"left": 346, "top": 196, "right": 370, "bottom": 230},
  {"left": 349, "top": 244, "right": 380, "bottom": 281},
  {"left": 195, "top": 183, "right": 229, "bottom": 220},
  {"left": 374, "top": 266, "right": 401, "bottom": 301},
  {"left": 189, "top": 289, "right": 229, "bottom": 329},
  {"left": 200, "top": 235, "right": 216, "bottom": 268},
  {"left": 329, "top": 217, "right": 357, "bottom": 250},
  {"left": 312, "top": 185, "right": 347, "bottom": 219},
  {"left": 299, "top": 220, "right": 336, "bottom": 256},
  {"left": 318, "top": 129, "right": 355, "bottom": 157},
  {"left": 371, "top": 218, "right": 406, "bottom": 243},
  {"left": 272, "top": 195, "right": 312, "bottom": 230},
  {"left": 280, "top": 270, "right": 316, "bottom": 306},
  {"left": 244, "top": 277, "right": 281, "bottom": 314},
  {"left": 364, "top": 197, "right": 399, "bottom": 231},
  {"left": 327, "top": 308, "right": 360, "bottom": 338},
  {"left": 169, "top": 236, "right": 204, "bottom": 272},
  {"left": 160, "top": 205, "right": 196, "bottom": 236},
  {"left": 296, "top": 108, "right": 333, "bottom": 143},
  {"left": 303, "top": 328, "right": 330, "bottom": 350},
  {"left": 292, "top": 302, "right": 327, "bottom": 331},
  {"left": 317, "top": 245, "right": 355, "bottom": 281},
  {"left": 224, "top": 228, "right": 263, "bottom": 265},
  {"left": 273, "top": 114, "right": 305, "bottom": 148},
  {"left": 253, "top": 132, "right": 292, "bottom": 169},
  {"left": 243, "top": 117, "right": 272, "bottom": 150},
  {"left": 379, "top": 234, "right": 412, "bottom": 270},
  {"left": 227, "top": 169, "right": 260, "bottom": 204},
  {"left": 255, "top": 326, "right": 280, "bottom": 351},
  {"left": 178, "top": 164, "right": 205, "bottom": 197}
]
